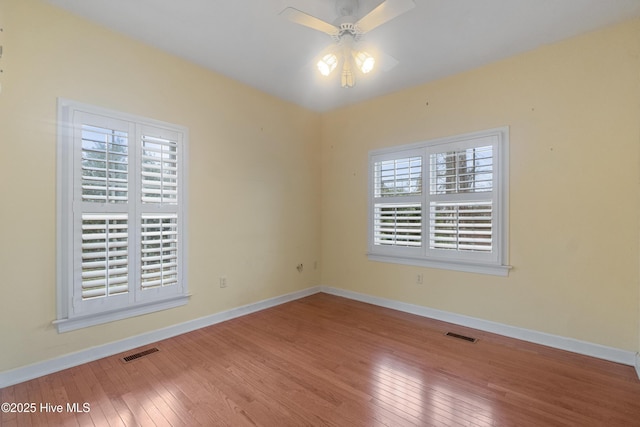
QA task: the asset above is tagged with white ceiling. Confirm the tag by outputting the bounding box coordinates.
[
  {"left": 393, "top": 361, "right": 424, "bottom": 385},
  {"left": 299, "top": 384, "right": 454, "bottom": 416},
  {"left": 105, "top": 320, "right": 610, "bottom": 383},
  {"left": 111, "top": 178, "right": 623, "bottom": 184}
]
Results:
[{"left": 46, "top": 0, "right": 640, "bottom": 112}]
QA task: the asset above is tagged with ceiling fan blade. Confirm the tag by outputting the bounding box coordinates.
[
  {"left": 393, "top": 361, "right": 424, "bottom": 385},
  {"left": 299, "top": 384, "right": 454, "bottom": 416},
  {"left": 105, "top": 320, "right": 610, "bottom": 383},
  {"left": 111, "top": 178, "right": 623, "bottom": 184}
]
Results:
[
  {"left": 279, "top": 7, "right": 340, "bottom": 36},
  {"left": 356, "top": 0, "right": 415, "bottom": 34},
  {"left": 376, "top": 51, "right": 399, "bottom": 72}
]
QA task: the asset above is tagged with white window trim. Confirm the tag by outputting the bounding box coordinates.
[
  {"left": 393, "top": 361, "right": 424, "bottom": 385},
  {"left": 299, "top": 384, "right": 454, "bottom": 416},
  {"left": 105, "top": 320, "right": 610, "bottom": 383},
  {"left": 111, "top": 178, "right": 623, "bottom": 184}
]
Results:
[
  {"left": 56, "top": 98, "right": 190, "bottom": 332},
  {"left": 367, "top": 127, "right": 511, "bottom": 276}
]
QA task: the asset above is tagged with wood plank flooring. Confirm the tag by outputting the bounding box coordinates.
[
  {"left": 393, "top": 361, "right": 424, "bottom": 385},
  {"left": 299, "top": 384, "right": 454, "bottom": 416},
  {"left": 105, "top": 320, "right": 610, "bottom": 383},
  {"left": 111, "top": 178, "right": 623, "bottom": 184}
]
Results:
[{"left": 2, "top": 292, "right": 640, "bottom": 426}]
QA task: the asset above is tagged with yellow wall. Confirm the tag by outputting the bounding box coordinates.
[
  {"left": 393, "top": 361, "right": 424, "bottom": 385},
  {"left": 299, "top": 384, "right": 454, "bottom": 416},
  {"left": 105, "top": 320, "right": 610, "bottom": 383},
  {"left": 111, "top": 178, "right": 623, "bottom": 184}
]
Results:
[
  {"left": 0, "top": 0, "right": 321, "bottom": 372},
  {"left": 321, "top": 18, "right": 640, "bottom": 352}
]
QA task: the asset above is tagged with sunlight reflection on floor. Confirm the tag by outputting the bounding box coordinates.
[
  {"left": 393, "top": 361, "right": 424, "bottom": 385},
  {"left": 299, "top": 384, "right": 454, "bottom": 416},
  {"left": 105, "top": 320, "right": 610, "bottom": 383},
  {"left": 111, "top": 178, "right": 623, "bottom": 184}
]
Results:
[{"left": 371, "top": 354, "right": 496, "bottom": 426}]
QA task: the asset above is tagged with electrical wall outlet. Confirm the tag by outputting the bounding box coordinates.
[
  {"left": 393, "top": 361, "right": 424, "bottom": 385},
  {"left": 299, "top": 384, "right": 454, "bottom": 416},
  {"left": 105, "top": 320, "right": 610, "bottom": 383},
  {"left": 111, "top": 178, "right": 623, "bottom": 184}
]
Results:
[
  {"left": 416, "top": 273, "right": 424, "bottom": 285},
  {"left": 219, "top": 276, "right": 227, "bottom": 288}
]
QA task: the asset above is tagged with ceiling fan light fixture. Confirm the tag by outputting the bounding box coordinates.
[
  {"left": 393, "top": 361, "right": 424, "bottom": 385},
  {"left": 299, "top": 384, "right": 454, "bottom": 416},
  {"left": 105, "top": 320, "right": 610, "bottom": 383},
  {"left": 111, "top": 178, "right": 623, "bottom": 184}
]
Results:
[
  {"left": 281, "top": 0, "right": 415, "bottom": 87},
  {"left": 317, "top": 53, "right": 338, "bottom": 76},
  {"left": 353, "top": 51, "right": 375, "bottom": 73}
]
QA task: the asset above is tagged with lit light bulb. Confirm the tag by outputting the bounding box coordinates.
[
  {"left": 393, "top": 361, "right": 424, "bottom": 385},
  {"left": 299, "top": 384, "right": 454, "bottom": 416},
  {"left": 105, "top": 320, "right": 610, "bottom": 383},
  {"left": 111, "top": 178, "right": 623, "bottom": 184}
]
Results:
[
  {"left": 317, "top": 53, "right": 338, "bottom": 76},
  {"left": 353, "top": 51, "right": 375, "bottom": 74}
]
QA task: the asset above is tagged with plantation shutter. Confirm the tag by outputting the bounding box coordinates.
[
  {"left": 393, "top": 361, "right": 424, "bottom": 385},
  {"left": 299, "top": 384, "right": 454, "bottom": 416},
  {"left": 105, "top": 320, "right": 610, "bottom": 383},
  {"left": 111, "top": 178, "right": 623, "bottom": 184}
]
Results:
[
  {"left": 141, "top": 134, "right": 179, "bottom": 204},
  {"left": 80, "top": 125, "right": 129, "bottom": 203},
  {"left": 72, "top": 112, "right": 135, "bottom": 314},
  {"left": 58, "top": 99, "right": 189, "bottom": 330},
  {"left": 428, "top": 144, "right": 495, "bottom": 255},
  {"left": 137, "top": 125, "right": 182, "bottom": 300},
  {"left": 429, "top": 202, "right": 493, "bottom": 252},
  {"left": 79, "top": 124, "right": 131, "bottom": 300},
  {"left": 372, "top": 154, "right": 423, "bottom": 249},
  {"left": 81, "top": 214, "right": 129, "bottom": 299},
  {"left": 141, "top": 214, "right": 179, "bottom": 289},
  {"left": 71, "top": 115, "right": 185, "bottom": 311},
  {"left": 367, "top": 127, "right": 508, "bottom": 275}
]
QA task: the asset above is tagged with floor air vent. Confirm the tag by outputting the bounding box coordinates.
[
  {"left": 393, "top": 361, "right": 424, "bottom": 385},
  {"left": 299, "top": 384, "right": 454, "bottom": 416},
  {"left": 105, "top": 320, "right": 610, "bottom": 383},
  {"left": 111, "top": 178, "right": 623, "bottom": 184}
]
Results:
[
  {"left": 445, "top": 332, "right": 478, "bottom": 343},
  {"left": 122, "top": 347, "right": 159, "bottom": 362}
]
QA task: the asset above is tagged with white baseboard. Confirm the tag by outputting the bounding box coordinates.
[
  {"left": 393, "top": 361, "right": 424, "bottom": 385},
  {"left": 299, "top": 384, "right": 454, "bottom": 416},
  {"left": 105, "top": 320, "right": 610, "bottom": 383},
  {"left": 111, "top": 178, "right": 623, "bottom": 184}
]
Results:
[
  {"left": 0, "top": 286, "right": 322, "bottom": 388},
  {"left": 320, "top": 286, "right": 638, "bottom": 369},
  {"left": 3, "top": 285, "right": 638, "bottom": 388}
]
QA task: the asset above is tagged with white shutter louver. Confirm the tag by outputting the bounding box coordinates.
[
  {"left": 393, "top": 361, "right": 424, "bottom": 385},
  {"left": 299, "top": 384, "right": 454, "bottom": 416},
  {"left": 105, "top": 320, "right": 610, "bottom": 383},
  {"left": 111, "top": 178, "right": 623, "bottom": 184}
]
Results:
[
  {"left": 81, "top": 125, "right": 128, "bottom": 203},
  {"left": 141, "top": 214, "right": 178, "bottom": 289},
  {"left": 81, "top": 214, "right": 129, "bottom": 299},
  {"left": 141, "top": 135, "right": 178, "bottom": 204}
]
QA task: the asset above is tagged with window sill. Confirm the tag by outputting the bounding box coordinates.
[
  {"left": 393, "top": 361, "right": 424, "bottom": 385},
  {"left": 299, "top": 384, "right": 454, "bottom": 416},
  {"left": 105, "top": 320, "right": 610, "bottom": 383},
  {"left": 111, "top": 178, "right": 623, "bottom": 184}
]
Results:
[
  {"left": 367, "top": 253, "right": 511, "bottom": 276},
  {"left": 53, "top": 294, "right": 191, "bottom": 333}
]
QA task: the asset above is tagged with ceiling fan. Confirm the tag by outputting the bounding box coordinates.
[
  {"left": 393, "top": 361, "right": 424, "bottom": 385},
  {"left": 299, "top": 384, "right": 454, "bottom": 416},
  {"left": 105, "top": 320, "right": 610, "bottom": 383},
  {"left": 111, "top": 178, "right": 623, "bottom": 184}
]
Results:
[{"left": 280, "top": 0, "right": 415, "bottom": 88}]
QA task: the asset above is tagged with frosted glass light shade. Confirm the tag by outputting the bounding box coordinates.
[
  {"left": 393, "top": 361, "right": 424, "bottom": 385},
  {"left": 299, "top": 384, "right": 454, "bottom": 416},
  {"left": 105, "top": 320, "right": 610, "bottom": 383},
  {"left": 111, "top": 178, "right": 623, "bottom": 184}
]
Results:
[
  {"left": 353, "top": 51, "right": 375, "bottom": 74},
  {"left": 317, "top": 53, "right": 338, "bottom": 76}
]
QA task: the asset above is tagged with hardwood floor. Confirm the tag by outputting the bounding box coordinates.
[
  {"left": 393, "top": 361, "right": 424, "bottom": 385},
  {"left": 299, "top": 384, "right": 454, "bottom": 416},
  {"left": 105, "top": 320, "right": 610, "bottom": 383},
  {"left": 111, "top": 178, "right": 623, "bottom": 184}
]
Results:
[{"left": 2, "top": 292, "right": 640, "bottom": 426}]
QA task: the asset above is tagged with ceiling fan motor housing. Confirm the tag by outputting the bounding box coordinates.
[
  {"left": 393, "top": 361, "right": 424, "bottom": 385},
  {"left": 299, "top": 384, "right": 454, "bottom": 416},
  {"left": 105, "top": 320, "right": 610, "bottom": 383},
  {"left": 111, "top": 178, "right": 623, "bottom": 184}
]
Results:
[{"left": 333, "top": 22, "right": 362, "bottom": 42}]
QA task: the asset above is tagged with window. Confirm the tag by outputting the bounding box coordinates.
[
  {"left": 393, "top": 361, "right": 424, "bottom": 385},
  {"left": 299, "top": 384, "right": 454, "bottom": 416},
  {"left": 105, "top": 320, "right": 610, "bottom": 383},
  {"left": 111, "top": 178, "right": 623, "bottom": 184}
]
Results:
[
  {"left": 368, "top": 127, "right": 509, "bottom": 276},
  {"left": 56, "top": 99, "right": 189, "bottom": 332}
]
